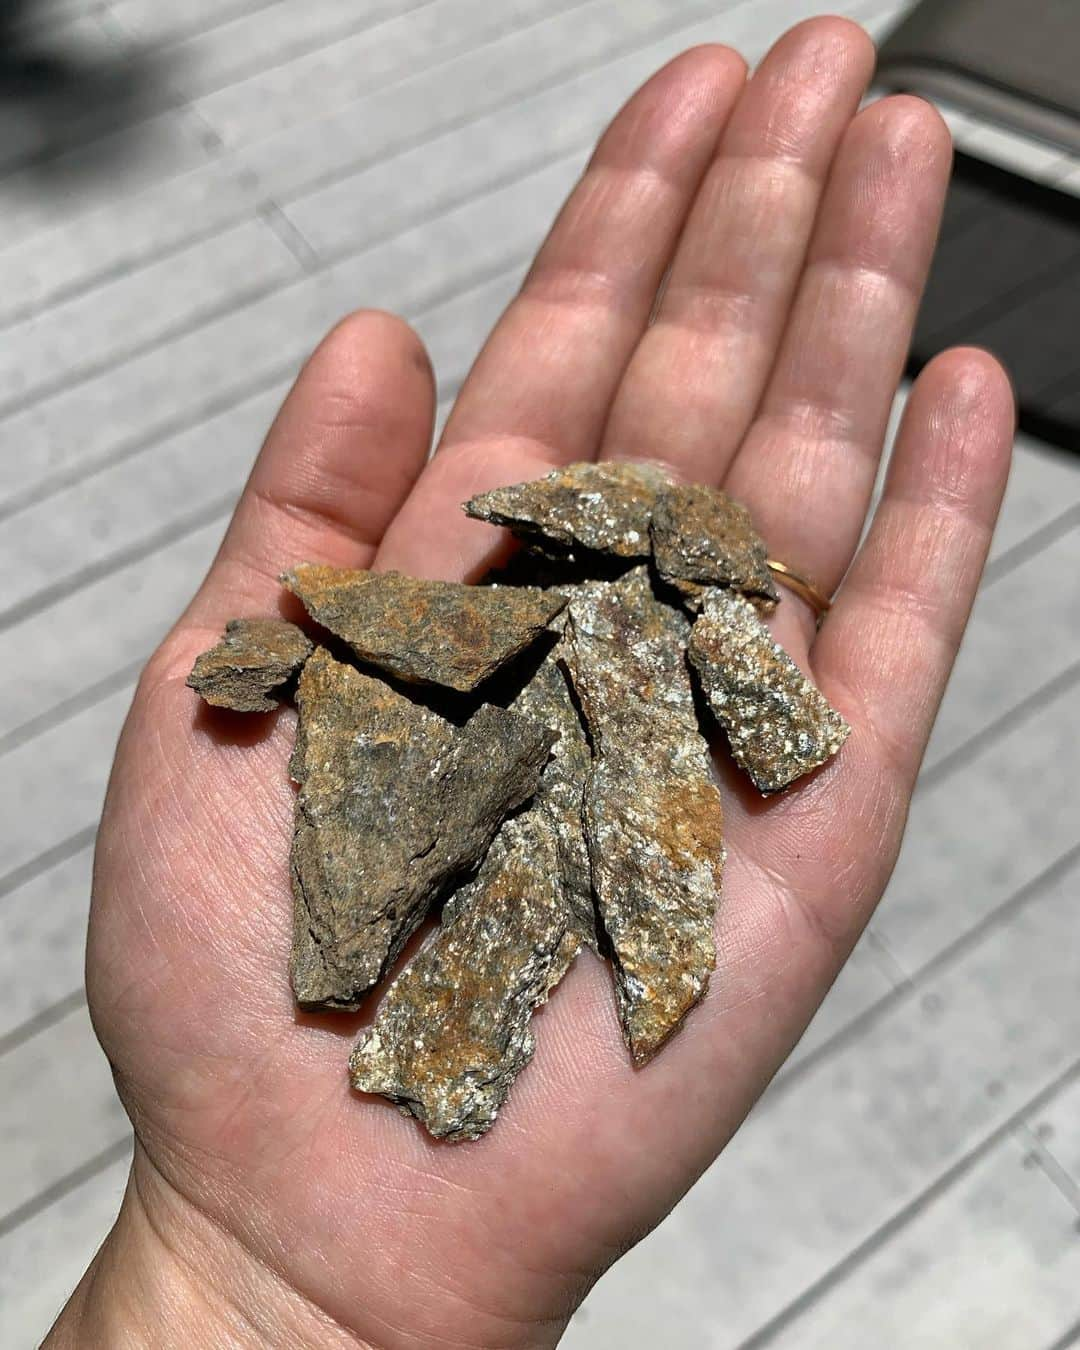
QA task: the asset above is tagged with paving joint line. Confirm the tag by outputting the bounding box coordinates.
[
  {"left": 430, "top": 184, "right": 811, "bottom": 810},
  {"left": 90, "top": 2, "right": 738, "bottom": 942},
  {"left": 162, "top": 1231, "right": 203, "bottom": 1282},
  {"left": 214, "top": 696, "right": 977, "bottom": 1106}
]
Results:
[
  {"left": 738, "top": 1056, "right": 1080, "bottom": 1348},
  {"left": 0, "top": 1135, "right": 132, "bottom": 1243},
  {"left": 1015, "top": 1121, "right": 1080, "bottom": 1220},
  {"left": 0, "top": 250, "right": 523, "bottom": 526},
  {"left": 0, "top": 990, "right": 88, "bottom": 1059}
]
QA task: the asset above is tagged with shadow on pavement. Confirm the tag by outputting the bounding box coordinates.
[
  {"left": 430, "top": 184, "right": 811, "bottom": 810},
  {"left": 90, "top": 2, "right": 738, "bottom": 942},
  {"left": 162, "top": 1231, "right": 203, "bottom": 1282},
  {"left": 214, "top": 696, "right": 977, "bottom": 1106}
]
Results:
[{"left": 0, "top": 0, "right": 169, "bottom": 178}]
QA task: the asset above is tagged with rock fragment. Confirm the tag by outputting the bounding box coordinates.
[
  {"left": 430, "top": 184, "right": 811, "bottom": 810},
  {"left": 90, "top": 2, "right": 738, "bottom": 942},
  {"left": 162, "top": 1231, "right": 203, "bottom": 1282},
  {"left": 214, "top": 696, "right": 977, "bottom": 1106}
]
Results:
[
  {"left": 349, "top": 813, "right": 580, "bottom": 1141},
  {"left": 509, "top": 649, "right": 597, "bottom": 948},
  {"left": 651, "top": 483, "right": 778, "bottom": 607},
  {"left": 283, "top": 565, "right": 566, "bottom": 693},
  {"left": 562, "top": 579, "right": 724, "bottom": 1062},
  {"left": 186, "top": 618, "right": 313, "bottom": 712},
  {"left": 289, "top": 648, "right": 555, "bottom": 1009},
  {"left": 688, "top": 590, "right": 850, "bottom": 794},
  {"left": 464, "top": 461, "right": 673, "bottom": 559}
]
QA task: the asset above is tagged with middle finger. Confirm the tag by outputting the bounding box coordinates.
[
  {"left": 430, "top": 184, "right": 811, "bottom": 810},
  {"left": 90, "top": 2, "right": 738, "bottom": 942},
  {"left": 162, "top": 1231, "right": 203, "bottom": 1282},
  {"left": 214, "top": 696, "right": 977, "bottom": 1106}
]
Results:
[{"left": 599, "top": 17, "right": 875, "bottom": 483}]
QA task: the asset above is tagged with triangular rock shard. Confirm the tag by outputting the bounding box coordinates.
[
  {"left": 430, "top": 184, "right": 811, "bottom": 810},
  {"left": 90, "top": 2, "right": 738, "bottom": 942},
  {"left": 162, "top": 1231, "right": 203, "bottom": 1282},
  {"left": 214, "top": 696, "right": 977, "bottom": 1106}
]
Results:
[
  {"left": 688, "top": 590, "right": 850, "bottom": 794},
  {"left": 283, "top": 565, "right": 566, "bottom": 693},
  {"left": 650, "top": 483, "right": 779, "bottom": 607},
  {"left": 349, "top": 813, "right": 580, "bottom": 1141},
  {"left": 509, "top": 648, "right": 597, "bottom": 949},
  {"left": 562, "top": 578, "right": 723, "bottom": 1063},
  {"left": 186, "top": 618, "right": 313, "bottom": 712},
  {"left": 464, "top": 461, "right": 673, "bottom": 559},
  {"left": 289, "top": 648, "right": 555, "bottom": 1010}
]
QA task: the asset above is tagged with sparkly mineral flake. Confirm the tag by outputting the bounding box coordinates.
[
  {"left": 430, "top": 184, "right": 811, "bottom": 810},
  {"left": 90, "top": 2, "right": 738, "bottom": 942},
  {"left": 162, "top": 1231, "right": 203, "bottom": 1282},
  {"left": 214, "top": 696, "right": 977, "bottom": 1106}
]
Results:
[
  {"left": 688, "top": 590, "right": 850, "bottom": 794},
  {"left": 186, "top": 618, "right": 312, "bottom": 712}
]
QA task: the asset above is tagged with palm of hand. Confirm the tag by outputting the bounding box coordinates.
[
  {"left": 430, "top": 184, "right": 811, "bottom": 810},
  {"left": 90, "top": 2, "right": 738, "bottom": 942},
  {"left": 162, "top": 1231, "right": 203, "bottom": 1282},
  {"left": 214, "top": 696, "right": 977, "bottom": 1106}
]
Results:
[{"left": 84, "top": 21, "right": 1013, "bottom": 1349}]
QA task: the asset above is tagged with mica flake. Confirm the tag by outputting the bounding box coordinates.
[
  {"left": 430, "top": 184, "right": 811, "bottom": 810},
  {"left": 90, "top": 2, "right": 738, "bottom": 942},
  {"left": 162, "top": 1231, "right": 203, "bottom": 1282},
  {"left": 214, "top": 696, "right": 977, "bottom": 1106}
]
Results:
[
  {"left": 349, "top": 812, "right": 580, "bottom": 1141},
  {"left": 283, "top": 564, "right": 566, "bottom": 692},
  {"left": 464, "top": 460, "right": 673, "bottom": 559},
  {"left": 688, "top": 589, "right": 850, "bottom": 794},
  {"left": 562, "top": 577, "right": 724, "bottom": 1062},
  {"left": 186, "top": 618, "right": 313, "bottom": 712},
  {"left": 289, "top": 648, "right": 555, "bottom": 1010}
]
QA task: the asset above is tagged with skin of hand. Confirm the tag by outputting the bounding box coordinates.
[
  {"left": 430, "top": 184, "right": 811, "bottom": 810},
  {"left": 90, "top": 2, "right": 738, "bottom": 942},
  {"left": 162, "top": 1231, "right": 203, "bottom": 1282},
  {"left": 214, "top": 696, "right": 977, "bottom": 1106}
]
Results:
[{"left": 46, "top": 18, "right": 1015, "bottom": 1350}]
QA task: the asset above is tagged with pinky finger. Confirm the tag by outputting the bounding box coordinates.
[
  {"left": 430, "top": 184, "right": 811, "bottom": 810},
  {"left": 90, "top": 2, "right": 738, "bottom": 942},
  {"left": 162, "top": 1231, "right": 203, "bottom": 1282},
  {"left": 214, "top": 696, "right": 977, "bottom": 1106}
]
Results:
[{"left": 813, "top": 347, "right": 1015, "bottom": 793}]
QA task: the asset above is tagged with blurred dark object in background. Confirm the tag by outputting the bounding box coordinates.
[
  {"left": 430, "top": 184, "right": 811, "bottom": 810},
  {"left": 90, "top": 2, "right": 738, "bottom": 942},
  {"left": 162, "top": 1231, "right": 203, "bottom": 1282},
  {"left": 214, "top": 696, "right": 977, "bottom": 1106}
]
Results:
[
  {"left": 878, "top": 0, "right": 1080, "bottom": 452},
  {"left": 0, "top": 0, "right": 157, "bottom": 174},
  {"left": 878, "top": 0, "right": 1080, "bottom": 153},
  {"left": 912, "top": 153, "right": 1080, "bottom": 453}
]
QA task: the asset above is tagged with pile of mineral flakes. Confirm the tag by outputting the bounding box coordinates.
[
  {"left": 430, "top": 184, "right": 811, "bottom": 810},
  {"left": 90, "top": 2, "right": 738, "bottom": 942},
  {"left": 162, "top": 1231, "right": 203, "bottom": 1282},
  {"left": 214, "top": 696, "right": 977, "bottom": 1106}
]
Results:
[{"left": 186, "top": 461, "right": 849, "bottom": 1141}]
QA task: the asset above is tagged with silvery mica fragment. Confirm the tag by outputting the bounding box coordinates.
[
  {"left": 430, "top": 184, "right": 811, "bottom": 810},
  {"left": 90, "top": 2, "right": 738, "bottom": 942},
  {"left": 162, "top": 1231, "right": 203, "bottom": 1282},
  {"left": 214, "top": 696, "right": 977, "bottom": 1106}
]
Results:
[
  {"left": 289, "top": 648, "right": 555, "bottom": 1010},
  {"left": 650, "top": 482, "right": 779, "bottom": 608},
  {"left": 464, "top": 460, "right": 673, "bottom": 559},
  {"left": 508, "top": 647, "right": 597, "bottom": 948},
  {"left": 349, "top": 812, "right": 580, "bottom": 1141},
  {"left": 688, "top": 589, "right": 850, "bottom": 794},
  {"left": 283, "top": 564, "right": 566, "bottom": 692},
  {"left": 186, "top": 618, "right": 312, "bottom": 712},
  {"left": 562, "top": 579, "right": 724, "bottom": 1063}
]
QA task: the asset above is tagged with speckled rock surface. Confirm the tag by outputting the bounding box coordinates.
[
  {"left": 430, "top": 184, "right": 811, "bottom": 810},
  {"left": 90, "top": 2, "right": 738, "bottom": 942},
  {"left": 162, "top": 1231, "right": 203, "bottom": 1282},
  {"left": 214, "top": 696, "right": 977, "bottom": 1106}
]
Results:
[
  {"left": 289, "top": 647, "right": 555, "bottom": 1009},
  {"left": 186, "top": 618, "right": 312, "bottom": 712},
  {"left": 651, "top": 482, "right": 779, "bottom": 607},
  {"left": 688, "top": 590, "right": 850, "bottom": 794},
  {"left": 464, "top": 460, "right": 673, "bottom": 559},
  {"left": 508, "top": 645, "right": 598, "bottom": 948},
  {"left": 283, "top": 564, "right": 566, "bottom": 692},
  {"left": 562, "top": 577, "right": 724, "bottom": 1062},
  {"left": 349, "top": 811, "right": 580, "bottom": 1141}
]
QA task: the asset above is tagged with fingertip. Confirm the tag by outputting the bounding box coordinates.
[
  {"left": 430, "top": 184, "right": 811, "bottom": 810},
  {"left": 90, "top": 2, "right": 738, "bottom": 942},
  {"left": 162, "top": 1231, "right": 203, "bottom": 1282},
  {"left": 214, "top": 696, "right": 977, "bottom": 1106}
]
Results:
[
  {"left": 596, "top": 41, "right": 747, "bottom": 176},
  {"left": 888, "top": 347, "right": 1015, "bottom": 514},
  {"left": 762, "top": 14, "right": 877, "bottom": 83},
  {"left": 855, "top": 93, "right": 954, "bottom": 178},
  {"left": 303, "top": 308, "right": 435, "bottom": 424}
]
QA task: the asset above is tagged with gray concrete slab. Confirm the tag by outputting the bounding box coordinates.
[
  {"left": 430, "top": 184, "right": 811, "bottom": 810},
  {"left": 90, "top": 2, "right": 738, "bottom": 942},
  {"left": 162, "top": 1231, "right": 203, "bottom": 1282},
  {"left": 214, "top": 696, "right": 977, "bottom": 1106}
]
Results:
[
  {"left": 0, "top": 1152, "right": 130, "bottom": 1347},
  {"left": 769, "top": 1132, "right": 1080, "bottom": 1350}
]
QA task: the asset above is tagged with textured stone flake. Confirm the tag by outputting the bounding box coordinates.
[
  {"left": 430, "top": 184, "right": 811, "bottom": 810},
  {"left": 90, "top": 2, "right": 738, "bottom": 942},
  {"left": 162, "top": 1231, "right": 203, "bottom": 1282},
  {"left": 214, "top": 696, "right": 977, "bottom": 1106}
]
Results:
[
  {"left": 186, "top": 618, "right": 313, "bottom": 712},
  {"left": 562, "top": 579, "right": 724, "bottom": 1062},
  {"left": 283, "top": 564, "right": 566, "bottom": 693},
  {"left": 349, "top": 813, "right": 580, "bottom": 1141},
  {"left": 688, "top": 590, "right": 850, "bottom": 794},
  {"left": 289, "top": 648, "right": 555, "bottom": 1009},
  {"left": 651, "top": 483, "right": 778, "bottom": 606},
  {"left": 464, "top": 460, "right": 673, "bottom": 559},
  {"left": 509, "top": 648, "right": 597, "bottom": 948}
]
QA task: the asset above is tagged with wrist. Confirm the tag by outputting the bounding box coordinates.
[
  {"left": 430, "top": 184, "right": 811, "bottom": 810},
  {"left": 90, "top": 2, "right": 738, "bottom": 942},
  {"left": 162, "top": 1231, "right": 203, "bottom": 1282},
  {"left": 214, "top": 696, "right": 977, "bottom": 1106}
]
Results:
[{"left": 45, "top": 1143, "right": 365, "bottom": 1349}]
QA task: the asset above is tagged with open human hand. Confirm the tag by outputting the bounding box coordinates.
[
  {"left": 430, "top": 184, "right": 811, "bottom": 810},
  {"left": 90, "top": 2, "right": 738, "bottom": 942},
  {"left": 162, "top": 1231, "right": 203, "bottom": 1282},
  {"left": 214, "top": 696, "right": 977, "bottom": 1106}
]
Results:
[{"left": 52, "top": 18, "right": 1015, "bottom": 1349}]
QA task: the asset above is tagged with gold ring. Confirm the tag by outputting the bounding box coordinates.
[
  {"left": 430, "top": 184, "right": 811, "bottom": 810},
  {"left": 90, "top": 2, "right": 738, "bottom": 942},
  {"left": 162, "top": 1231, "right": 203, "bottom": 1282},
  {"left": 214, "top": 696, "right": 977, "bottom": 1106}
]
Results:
[{"left": 767, "top": 559, "right": 832, "bottom": 624}]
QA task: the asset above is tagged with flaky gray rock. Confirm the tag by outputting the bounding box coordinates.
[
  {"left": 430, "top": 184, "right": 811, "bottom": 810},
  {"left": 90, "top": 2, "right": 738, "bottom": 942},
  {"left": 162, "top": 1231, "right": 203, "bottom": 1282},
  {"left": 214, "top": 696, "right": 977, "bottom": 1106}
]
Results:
[
  {"left": 349, "top": 812, "right": 580, "bottom": 1141},
  {"left": 508, "top": 647, "right": 597, "bottom": 948},
  {"left": 283, "top": 564, "right": 566, "bottom": 692},
  {"left": 688, "top": 590, "right": 850, "bottom": 793},
  {"left": 186, "top": 618, "right": 312, "bottom": 712},
  {"left": 289, "top": 648, "right": 555, "bottom": 1009},
  {"left": 562, "top": 577, "right": 724, "bottom": 1062},
  {"left": 651, "top": 482, "right": 779, "bottom": 607},
  {"left": 464, "top": 460, "right": 673, "bottom": 559}
]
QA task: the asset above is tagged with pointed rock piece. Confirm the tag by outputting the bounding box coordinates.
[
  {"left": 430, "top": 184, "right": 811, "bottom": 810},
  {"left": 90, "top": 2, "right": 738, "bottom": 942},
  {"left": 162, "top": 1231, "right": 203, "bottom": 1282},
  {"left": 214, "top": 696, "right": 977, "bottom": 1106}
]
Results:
[
  {"left": 510, "top": 649, "right": 597, "bottom": 948},
  {"left": 651, "top": 483, "right": 779, "bottom": 606},
  {"left": 349, "top": 813, "right": 580, "bottom": 1141},
  {"left": 688, "top": 590, "right": 850, "bottom": 794},
  {"left": 186, "top": 618, "right": 312, "bottom": 712},
  {"left": 289, "top": 648, "right": 555, "bottom": 1010},
  {"left": 562, "top": 579, "right": 723, "bottom": 1062},
  {"left": 283, "top": 565, "right": 566, "bottom": 692},
  {"left": 464, "top": 460, "right": 673, "bottom": 559}
]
